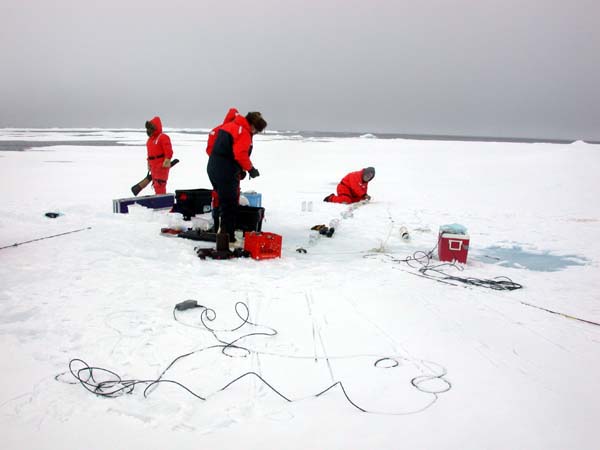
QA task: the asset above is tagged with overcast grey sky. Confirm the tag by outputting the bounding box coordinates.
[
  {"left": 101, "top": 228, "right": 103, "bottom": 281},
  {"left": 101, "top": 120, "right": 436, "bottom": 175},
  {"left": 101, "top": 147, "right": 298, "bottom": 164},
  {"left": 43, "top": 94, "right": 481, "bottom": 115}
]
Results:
[{"left": 1, "top": 0, "right": 598, "bottom": 140}]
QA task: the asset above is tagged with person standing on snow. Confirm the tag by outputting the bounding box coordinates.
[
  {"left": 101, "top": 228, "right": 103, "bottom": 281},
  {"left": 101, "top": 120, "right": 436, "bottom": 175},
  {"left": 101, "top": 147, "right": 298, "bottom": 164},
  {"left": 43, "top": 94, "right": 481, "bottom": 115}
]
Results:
[
  {"left": 205, "top": 108, "right": 240, "bottom": 233},
  {"left": 323, "top": 167, "right": 375, "bottom": 204},
  {"left": 207, "top": 111, "right": 267, "bottom": 242},
  {"left": 145, "top": 116, "right": 174, "bottom": 195}
]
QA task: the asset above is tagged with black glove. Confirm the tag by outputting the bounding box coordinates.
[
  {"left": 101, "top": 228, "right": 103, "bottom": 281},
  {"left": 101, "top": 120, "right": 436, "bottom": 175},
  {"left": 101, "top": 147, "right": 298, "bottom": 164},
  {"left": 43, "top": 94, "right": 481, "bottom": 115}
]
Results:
[{"left": 249, "top": 167, "right": 260, "bottom": 179}]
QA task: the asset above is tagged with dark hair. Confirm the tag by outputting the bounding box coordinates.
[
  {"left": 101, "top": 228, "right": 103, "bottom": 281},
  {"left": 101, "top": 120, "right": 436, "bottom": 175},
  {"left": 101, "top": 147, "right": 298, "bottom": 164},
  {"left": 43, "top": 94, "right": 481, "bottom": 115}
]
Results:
[{"left": 245, "top": 112, "right": 267, "bottom": 132}]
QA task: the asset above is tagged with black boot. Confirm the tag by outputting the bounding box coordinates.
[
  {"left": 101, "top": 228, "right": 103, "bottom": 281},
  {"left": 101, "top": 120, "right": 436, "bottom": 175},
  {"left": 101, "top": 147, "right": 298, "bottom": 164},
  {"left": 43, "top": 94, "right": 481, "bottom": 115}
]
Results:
[{"left": 216, "top": 232, "right": 229, "bottom": 251}]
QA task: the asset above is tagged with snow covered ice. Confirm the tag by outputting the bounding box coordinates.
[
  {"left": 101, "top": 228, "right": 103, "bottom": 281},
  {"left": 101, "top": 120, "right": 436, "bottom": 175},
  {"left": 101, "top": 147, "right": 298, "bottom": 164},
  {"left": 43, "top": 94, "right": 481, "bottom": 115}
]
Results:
[{"left": 1, "top": 129, "right": 599, "bottom": 449}]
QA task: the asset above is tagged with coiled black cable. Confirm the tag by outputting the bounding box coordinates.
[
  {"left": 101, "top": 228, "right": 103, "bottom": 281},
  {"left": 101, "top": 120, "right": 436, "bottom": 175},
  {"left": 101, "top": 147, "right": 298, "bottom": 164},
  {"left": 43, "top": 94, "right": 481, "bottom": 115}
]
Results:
[
  {"left": 369, "top": 245, "right": 523, "bottom": 291},
  {"left": 61, "top": 301, "right": 452, "bottom": 415}
]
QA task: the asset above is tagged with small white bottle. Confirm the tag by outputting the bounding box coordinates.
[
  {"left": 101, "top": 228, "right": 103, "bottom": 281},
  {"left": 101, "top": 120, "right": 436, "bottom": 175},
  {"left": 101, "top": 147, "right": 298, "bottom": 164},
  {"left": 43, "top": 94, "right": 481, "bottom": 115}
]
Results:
[
  {"left": 301, "top": 201, "right": 307, "bottom": 212},
  {"left": 307, "top": 201, "right": 313, "bottom": 212}
]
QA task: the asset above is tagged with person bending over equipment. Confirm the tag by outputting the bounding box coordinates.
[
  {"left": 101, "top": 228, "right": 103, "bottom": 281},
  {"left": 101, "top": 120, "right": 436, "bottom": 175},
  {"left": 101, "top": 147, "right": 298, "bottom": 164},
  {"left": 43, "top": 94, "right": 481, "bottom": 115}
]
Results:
[
  {"left": 206, "top": 108, "right": 241, "bottom": 232},
  {"left": 323, "top": 167, "right": 375, "bottom": 204},
  {"left": 207, "top": 111, "right": 267, "bottom": 242}
]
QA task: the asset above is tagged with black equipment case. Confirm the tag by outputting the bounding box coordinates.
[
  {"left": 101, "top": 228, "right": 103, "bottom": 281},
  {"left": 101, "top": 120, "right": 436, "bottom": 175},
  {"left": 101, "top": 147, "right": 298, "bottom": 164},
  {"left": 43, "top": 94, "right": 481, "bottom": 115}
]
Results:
[
  {"left": 173, "top": 188, "right": 213, "bottom": 219},
  {"left": 236, "top": 206, "right": 265, "bottom": 232},
  {"left": 178, "top": 205, "right": 265, "bottom": 242}
]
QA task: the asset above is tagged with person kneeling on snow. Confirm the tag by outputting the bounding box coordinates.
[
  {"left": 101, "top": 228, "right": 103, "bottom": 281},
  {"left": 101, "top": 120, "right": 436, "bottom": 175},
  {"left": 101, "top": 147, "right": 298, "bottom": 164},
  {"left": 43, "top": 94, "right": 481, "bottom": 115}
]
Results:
[{"left": 323, "top": 167, "right": 375, "bottom": 204}]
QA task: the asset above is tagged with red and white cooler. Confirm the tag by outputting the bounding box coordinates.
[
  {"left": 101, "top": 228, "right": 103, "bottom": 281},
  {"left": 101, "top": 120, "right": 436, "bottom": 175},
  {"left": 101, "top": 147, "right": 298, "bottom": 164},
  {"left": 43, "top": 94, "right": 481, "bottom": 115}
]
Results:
[{"left": 438, "top": 231, "right": 470, "bottom": 264}]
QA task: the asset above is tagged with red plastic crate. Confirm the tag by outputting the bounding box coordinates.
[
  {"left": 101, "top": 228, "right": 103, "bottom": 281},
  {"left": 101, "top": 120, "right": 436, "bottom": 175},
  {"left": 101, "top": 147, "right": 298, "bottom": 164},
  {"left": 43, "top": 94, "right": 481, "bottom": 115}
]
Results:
[
  {"left": 243, "top": 232, "right": 282, "bottom": 260},
  {"left": 438, "top": 232, "right": 470, "bottom": 264}
]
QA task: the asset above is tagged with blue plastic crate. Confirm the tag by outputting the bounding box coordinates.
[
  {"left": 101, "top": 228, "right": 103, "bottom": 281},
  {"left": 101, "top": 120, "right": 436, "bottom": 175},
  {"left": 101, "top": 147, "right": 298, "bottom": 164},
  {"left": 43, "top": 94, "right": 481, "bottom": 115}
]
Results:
[{"left": 242, "top": 192, "right": 262, "bottom": 207}]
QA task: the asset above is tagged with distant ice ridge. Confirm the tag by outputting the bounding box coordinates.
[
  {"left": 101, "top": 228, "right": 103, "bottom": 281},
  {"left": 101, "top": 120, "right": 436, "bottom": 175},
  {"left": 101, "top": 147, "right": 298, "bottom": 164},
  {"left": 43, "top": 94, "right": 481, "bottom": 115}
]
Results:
[
  {"left": 570, "top": 140, "right": 594, "bottom": 146},
  {"left": 360, "top": 133, "right": 377, "bottom": 139}
]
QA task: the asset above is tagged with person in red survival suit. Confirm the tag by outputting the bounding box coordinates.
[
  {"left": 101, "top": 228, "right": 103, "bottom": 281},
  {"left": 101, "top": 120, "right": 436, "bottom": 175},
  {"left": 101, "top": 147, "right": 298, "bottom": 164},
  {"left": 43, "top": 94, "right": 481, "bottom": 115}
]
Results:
[
  {"left": 323, "top": 167, "right": 375, "bottom": 203},
  {"left": 207, "top": 111, "right": 267, "bottom": 242},
  {"left": 205, "top": 108, "right": 241, "bottom": 232},
  {"left": 145, "top": 116, "right": 174, "bottom": 195}
]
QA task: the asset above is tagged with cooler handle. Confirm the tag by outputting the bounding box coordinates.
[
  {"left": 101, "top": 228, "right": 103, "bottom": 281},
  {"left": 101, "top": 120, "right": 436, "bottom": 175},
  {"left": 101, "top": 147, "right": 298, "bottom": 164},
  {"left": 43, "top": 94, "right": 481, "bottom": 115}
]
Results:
[{"left": 449, "top": 240, "right": 463, "bottom": 251}]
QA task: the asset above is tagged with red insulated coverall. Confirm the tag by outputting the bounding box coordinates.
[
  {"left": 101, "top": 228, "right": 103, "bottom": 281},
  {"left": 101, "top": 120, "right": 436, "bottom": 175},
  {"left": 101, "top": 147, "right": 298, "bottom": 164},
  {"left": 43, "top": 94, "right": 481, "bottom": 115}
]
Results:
[
  {"left": 206, "top": 114, "right": 255, "bottom": 239},
  {"left": 206, "top": 108, "right": 239, "bottom": 208},
  {"left": 206, "top": 108, "right": 239, "bottom": 157},
  {"left": 146, "top": 116, "right": 173, "bottom": 195},
  {"left": 328, "top": 169, "right": 371, "bottom": 204}
]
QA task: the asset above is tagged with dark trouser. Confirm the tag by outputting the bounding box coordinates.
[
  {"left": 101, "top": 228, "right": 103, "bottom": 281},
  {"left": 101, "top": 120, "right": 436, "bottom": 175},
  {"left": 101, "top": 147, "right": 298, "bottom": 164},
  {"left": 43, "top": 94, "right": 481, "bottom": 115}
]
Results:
[
  {"left": 207, "top": 157, "right": 239, "bottom": 241},
  {"left": 211, "top": 206, "right": 220, "bottom": 233}
]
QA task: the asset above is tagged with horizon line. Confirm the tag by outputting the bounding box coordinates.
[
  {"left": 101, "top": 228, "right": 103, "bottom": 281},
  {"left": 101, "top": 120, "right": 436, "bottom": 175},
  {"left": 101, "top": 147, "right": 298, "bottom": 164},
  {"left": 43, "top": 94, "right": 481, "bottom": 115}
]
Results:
[{"left": 0, "top": 127, "right": 597, "bottom": 145}]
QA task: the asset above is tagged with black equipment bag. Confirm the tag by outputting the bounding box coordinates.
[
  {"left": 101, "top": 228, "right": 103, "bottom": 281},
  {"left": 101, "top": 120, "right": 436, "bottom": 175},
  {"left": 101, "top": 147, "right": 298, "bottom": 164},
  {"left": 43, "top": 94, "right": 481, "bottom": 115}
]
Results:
[
  {"left": 178, "top": 230, "right": 217, "bottom": 242},
  {"left": 173, "top": 188, "right": 212, "bottom": 220},
  {"left": 235, "top": 206, "right": 265, "bottom": 232}
]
